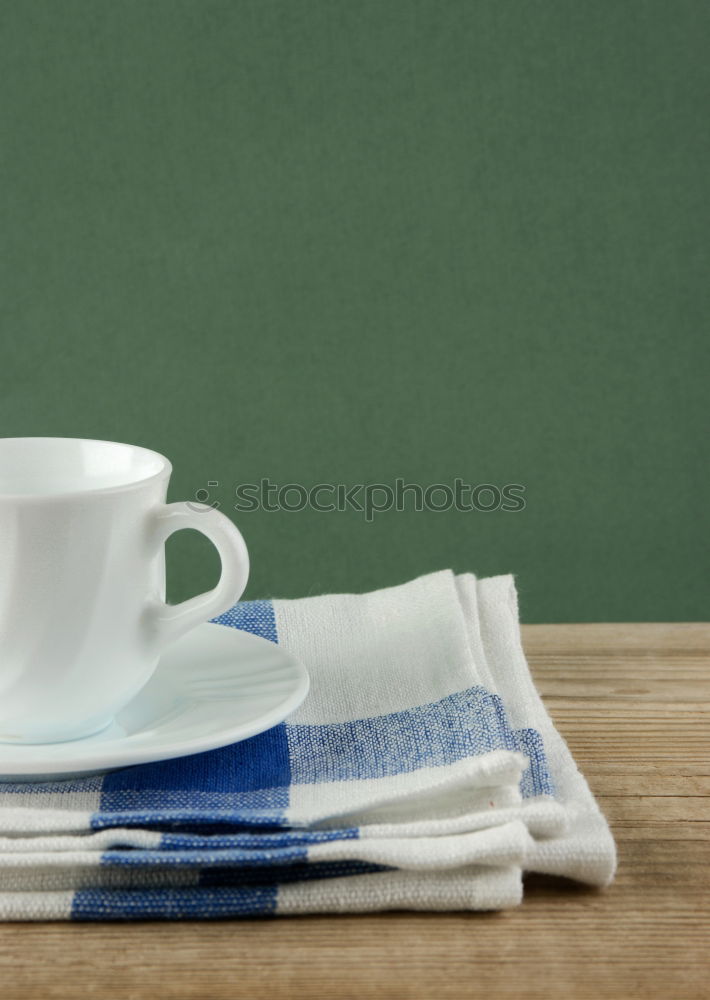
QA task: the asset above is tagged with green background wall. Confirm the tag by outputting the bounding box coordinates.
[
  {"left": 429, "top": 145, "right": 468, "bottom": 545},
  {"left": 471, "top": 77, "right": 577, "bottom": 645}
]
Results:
[{"left": 2, "top": 1, "right": 708, "bottom": 621}]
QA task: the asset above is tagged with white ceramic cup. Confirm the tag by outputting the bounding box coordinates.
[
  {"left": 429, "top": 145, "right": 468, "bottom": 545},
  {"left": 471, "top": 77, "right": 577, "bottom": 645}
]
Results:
[{"left": 0, "top": 438, "right": 250, "bottom": 744}]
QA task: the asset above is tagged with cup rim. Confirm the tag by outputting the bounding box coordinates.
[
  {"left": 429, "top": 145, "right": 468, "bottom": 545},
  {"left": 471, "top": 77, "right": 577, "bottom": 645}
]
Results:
[{"left": 0, "top": 437, "right": 172, "bottom": 500}]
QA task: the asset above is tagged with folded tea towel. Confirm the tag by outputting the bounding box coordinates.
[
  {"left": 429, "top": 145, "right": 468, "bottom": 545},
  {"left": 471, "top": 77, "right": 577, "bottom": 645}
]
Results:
[{"left": 0, "top": 571, "right": 615, "bottom": 920}]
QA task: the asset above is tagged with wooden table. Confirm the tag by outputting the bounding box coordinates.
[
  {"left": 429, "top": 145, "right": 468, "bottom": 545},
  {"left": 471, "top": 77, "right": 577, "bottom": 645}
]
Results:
[{"left": 1, "top": 623, "right": 708, "bottom": 999}]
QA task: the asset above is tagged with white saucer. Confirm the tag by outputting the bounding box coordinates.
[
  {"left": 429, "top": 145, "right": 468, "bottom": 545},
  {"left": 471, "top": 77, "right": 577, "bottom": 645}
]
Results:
[{"left": 0, "top": 624, "right": 309, "bottom": 782}]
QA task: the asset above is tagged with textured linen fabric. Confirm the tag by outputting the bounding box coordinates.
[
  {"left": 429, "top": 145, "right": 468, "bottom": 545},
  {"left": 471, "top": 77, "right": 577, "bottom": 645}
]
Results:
[{"left": 0, "top": 571, "right": 615, "bottom": 919}]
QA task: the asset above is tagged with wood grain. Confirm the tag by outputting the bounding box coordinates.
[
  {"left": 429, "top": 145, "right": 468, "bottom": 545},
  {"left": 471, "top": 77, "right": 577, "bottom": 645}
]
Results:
[{"left": 1, "top": 623, "right": 708, "bottom": 999}]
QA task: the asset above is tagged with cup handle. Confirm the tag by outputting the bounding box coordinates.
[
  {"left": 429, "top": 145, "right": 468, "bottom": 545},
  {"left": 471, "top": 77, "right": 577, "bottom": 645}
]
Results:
[{"left": 145, "top": 501, "right": 249, "bottom": 651}]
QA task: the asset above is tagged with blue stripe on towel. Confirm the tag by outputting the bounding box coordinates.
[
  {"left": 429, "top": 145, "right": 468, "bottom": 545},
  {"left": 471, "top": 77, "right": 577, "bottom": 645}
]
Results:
[
  {"left": 286, "top": 689, "right": 554, "bottom": 798},
  {"left": 198, "top": 860, "right": 389, "bottom": 888},
  {"left": 212, "top": 599, "right": 278, "bottom": 643},
  {"left": 71, "top": 861, "right": 389, "bottom": 920},
  {"left": 91, "top": 689, "right": 552, "bottom": 830},
  {"left": 71, "top": 885, "right": 279, "bottom": 920},
  {"left": 97, "top": 723, "right": 292, "bottom": 816},
  {"left": 99, "top": 845, "right": 312, "bottom": 868},
  {"left": 156, "top": 828, "right": 360, "bottom": 851}
]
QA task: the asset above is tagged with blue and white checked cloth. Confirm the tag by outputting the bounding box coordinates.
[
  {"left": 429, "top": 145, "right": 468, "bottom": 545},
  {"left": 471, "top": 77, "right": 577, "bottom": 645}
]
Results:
[{"left": 0, "top": 571, "right": 615, "bottom": 920}]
